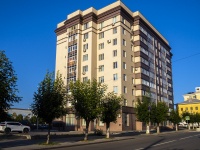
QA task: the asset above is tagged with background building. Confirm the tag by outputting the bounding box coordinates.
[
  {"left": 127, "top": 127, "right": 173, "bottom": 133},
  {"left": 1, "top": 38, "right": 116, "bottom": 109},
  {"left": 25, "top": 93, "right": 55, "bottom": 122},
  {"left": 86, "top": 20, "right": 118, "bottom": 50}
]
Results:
[
  {"left": 183, "top": 87, "right": 200, "bottom": 101},
  {"left": 7, "top": 108, "right": 33, "bottom": 119},
  {"left": 55, "top": 1, "right": 173, "bottom": 131},
  {"left": 178, "top": 87, "right": 200, "bottom": 116}
]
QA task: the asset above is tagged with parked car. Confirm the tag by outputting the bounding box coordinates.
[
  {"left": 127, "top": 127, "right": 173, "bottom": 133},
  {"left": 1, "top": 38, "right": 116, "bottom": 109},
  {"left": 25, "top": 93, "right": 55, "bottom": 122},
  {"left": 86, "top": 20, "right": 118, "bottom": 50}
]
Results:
[
  {"left": 178, "top": 122, "right": 188, "bottom": 127},
  {"left": 0, "top": 121, "right": 30, "bottom": 134}
]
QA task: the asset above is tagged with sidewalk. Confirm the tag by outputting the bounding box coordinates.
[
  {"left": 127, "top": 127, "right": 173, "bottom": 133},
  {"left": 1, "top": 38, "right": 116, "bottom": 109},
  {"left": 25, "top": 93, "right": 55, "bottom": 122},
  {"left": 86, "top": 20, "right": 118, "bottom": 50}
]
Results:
[{"left": 0, "top": 129, "right": 187, "bottom": 150}]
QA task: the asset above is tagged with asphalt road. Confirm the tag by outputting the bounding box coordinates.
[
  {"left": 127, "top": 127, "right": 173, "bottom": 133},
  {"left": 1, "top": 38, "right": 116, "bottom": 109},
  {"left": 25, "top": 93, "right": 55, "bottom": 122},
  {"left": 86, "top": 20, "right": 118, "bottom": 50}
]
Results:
[{"left": 55, "top": 131, "right": 200, "bottom": 150}]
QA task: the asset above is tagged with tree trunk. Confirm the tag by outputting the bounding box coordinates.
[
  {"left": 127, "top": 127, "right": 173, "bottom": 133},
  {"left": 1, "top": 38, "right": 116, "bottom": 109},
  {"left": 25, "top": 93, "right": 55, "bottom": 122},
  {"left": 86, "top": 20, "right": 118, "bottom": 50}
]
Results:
[
  {"left": 106, "top": 122, "right": 110, "bottom": 138},
  {"left": 46, "top": 123, "right": 51, "bottom": 144},
  {"left": 193, "top": 123, "right": 194, "bottom": 129},
  {"left": 157, "top": 123, "right": 160, "bottom": 134},
  {"left": 84, "top": 120, "right": 90, "bottom": 141},
  {"left": 175, "top": 124, "right": 178, "bottom": 131},
  {"left": 146, "top": 123, "right": 150, "bottom": 134}
]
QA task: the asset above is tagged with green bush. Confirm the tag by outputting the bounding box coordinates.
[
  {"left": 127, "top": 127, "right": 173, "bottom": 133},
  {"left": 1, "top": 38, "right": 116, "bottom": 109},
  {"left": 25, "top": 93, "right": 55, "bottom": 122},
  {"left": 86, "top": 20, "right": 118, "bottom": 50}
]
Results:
[{"left": 94, "top": 129, "right": 103, "bottom": 136}]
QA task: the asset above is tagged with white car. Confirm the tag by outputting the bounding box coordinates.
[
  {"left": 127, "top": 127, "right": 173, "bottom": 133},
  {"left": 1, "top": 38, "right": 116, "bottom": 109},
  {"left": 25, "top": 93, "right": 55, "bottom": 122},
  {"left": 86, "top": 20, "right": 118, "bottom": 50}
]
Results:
[{"left": 0, "top": 121, "right": 30, "bottom": 134}]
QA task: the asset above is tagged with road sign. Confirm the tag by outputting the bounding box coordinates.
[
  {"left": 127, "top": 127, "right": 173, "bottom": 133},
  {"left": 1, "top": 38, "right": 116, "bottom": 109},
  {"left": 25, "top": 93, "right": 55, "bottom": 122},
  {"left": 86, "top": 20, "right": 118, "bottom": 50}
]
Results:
[{"left": 185, "top": 116, "right": 190, "bottom": 120}]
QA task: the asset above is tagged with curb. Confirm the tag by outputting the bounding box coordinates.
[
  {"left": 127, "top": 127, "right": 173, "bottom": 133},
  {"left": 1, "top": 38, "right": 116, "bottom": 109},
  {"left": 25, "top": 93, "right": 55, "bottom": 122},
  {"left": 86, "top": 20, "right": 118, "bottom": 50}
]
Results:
[{"left": 32, "top": 136, "right": 136, "bottom": 150}]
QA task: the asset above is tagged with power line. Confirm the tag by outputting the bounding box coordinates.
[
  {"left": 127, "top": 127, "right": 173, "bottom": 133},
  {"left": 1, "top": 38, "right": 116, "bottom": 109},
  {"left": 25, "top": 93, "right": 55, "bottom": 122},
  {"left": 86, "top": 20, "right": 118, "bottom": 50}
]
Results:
[{"left": 172, "top": 52, "right": 200, "bottom": 63}]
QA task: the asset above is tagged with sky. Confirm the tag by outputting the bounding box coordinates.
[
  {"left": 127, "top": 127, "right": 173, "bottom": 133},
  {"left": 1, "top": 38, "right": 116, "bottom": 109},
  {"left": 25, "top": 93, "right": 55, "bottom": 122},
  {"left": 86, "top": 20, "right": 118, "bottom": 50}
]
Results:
[{"left": 0, "top": 0, "right": 200, "bottom": 109}]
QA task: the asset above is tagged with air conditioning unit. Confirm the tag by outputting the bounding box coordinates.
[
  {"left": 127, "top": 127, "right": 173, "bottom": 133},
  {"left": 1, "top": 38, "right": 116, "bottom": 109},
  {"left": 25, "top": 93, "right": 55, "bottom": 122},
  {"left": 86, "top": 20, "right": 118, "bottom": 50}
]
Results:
[
  {"left": 112, "top": 23, "right": 115, "bottom": 26},
  {"left": 83, "top": 39, "right": 86, "bottom": 42},
  {"left": 83, "top": 49, "right": 87, "bottom": 52},
  {"left": 99, "top": 28, "right": 102, "bottom": 31},
  {"left": 82, "top": 72, "right": 86, "bottom": 75},
  {"left": 107, "top": 39, "right": 111, "bottom": 43}
]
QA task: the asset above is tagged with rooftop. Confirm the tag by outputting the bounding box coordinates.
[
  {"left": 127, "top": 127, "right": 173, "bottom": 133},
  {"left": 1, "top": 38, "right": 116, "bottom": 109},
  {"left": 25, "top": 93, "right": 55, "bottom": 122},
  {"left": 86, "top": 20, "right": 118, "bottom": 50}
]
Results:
[{"left": 178, "top": 99, "right": 200, "bottom": 105}]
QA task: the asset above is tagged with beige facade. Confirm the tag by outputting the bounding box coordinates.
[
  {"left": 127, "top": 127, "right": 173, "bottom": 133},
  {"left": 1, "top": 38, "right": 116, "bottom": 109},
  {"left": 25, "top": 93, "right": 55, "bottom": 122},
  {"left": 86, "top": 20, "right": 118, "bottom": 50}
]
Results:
[
  {"left": 183, "top": 87, "right": 200, "bottom": 101},
  {"left": 55, "top": 1, "right": 173, "bottom": 131}
]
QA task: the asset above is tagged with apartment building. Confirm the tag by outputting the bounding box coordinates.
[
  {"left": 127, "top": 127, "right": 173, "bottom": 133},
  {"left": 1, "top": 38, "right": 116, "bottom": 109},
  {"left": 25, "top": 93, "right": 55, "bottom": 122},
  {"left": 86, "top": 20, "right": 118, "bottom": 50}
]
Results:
[{"left": 55, "top": 1, "right": 173, "bottom": 131}]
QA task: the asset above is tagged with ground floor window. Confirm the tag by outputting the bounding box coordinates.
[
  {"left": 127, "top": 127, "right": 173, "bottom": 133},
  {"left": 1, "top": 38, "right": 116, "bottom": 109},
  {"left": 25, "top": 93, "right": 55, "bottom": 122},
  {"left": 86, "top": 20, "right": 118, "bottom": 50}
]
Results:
[{"left": 66, "top": 114, "right": 75, "bottom": 126}]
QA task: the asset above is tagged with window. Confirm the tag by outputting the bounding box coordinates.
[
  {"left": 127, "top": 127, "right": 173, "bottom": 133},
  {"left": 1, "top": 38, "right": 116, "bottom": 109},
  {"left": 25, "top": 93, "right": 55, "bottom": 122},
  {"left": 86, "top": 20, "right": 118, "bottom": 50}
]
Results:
[
  {"left": 84, "top": 22, "right": 89, "bottom": 29},
  {"left": 83, "top": 77, "right": 88, "bottom": 82},
  {"left": 122, "top": 28, "right": 126, "bottom": 35},
  {"left": 113, "top": 62, "right": 118, "bottom": 69},
  {"left": 68, "top": 33, "right": 77, "bottom": 42},
  {"left": 132, "top": 78, "right": 134, "bottom": 84},
  {"left": 132, "top": 89, "right": 134, "bottom": 96},
  {"left": 69, "top": 25, "right": 77, "bottom": 32},
  {"left": 99, "top": 120, "right": 104, "bottom": 126},
  {"left": 190, "top": 107, "right": 193, "bottom": 111},
  {"left": 68, "top": 44, "right": 77, "bottom": 52},
  {"left": 123, "top": 74, "right": 127, "bottom": 81},
  {"left": 113, "top": 38, "right": 117, "bottom": 45},
  {"left": 113, "top": 27, "right": 117, "bottom": 34},
  {"left": 99, "top": 76, "right": 104, "bottom": 83},
  {"left": 122, "top": 39, "right": 126, "bottom": 46},
  {"left": 131, "top": 66, "right": 134, "bottom": 73},
  {"left": 83, "top": 54, "right": 88, "bottom": 61},
  {"left": 82, "top": 119, "right": 86, "bottom": 126},
  {"left": 140, "top": 36, "right": 147, "bottom": 45},
  {"left": 99, "top": 32, "right": 104, "bottom": 39},
  {"left": 113, "top": 86, "right": 118, "bottom": 93},
  {"left": 83, "top": 43, "right": 88, "bottom": 50},
  {"left": 99, "top": 43, "right": 104, "bottom": 50},
  {"left": 122, "top": 17, "right": 126, "bottom": 24},
  {"left": 99, "top": 53, "right": 104, "bottom": 61},
  {"left": 113, "top": 50, "right": 117, "bottom": 57},
  {"left": 195, "top": 107, "right": 198, "bottom": 110},
  {"left": 99, "top": 22, "right": 104, "bottom": 29},
  {"left": 140, "top": 26, "right": 147, "bottom": 36},
  {"left": 113, "top": 73, "right": 118, "bottom": 81},
  {"left": 99, "top": 65, "right": 104, "bottom": 72},
  {"left": 113, "top": 16, "right": 117, "bottom": 23},
  {"left": 84, "top": 33, "right": 88, "bottom": 39},
  {"left": 185, "top": 107, "right": 188, "bottom": 111},
  {"left": 123, "top": 62, "right": 126, "bottom": 69},
  {"left": 68, "top": 66, "right": 76, "bottom": 73},
  {"left": 142, "top": 79, "right": 150, "bottom": 86},
  {"left": 131, "top": 55, "right": 134, "bottom": 62},
  {"left": 66, "top": 114, "right": 75, "bottom": 126},
  {"left": 124, "top": 99, "right": 127, "bottom": 106},
  {"left": 83, "top": 65, "right": 88, "bottom": 72},
  {"left": 123, "top": 50, "right": 126, "bottom": 57},
  {"left": 124, "top": 86, "right": 127, "bottom": 93}
]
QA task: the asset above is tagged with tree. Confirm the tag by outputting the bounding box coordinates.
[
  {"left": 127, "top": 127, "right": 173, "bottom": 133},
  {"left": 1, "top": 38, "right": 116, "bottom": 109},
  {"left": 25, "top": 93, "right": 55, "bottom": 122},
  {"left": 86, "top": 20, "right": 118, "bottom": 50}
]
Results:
[
  {"left": 151, "top": 101, "right": 168, "bottom": 133},
  {"left": 30, "top": 116, "right": 37, "bottom": 124},
  {"left": 0, "top": 50, "right": 21, "bottom": 122},
  {"left": 100, "top": 92, "right": 123, "bottom": 138},
  {"left": 135, "top": 96, "right": 151, "bottom": 134},
  {"left": 31, "top": 72, "right": 67, "bottom": 144},
  {"left": 195, "top": 113, "right": 200, "bottom": 127},
  {"left": 181, "top": 111, "right": 190, "bottom": 129},
  {"left": 15, "top": 114, "right": 23, "bottom": 122},
  {"left": 190, "top": 113, "right": 196, "bottom": 129},
  {"left": 69, "top": 79, "right": 107, "bottom": 140},
  {"left": 169, "top": 109, "right": 181, "bottom": 131},
  {"left": 12, "top": 112, "right": 17, "bottom": 120}
]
